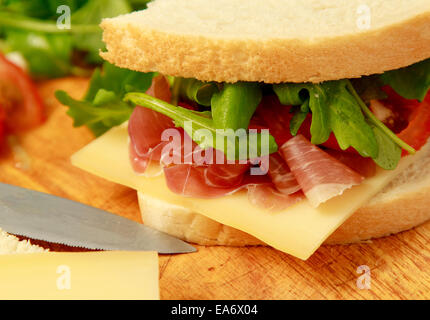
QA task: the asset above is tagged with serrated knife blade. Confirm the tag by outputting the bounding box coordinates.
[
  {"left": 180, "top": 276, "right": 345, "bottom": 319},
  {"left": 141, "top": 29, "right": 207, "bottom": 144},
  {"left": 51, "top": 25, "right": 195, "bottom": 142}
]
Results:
[{"left": 0, "top": 183, "right": 196, "bottom": 254}]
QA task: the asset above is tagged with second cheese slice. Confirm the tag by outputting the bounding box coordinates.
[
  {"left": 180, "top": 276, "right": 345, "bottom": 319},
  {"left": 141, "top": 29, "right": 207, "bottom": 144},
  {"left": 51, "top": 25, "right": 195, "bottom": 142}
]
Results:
[
  {"left": 71, "top": 124, "right": 422, "bottom": 260},
  {"left": 0, "top": 251, "right": 159, "bottom": 300}
]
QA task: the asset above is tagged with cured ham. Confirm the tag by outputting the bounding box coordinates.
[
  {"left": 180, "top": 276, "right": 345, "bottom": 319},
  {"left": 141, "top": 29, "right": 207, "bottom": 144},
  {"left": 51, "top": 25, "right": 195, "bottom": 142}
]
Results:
[
  {"left": 280, "top": 135, "right": 364, "bottom": 207},
  {"left": 145, "top": 74, "right": 172, "bottom": 103},
  {"left": 163, "top": 164, "right": 243, "bottom": 198},
  {"left": 128, "top": 75, "right": 173, "bottom": 173},
  {"left": 128, "top": 106, "right": 172, "bottom": 173},
  {"left": 265, "top": 152, "right": 301, "bottom": 195},
  {"left": 247, "top": 184, "right": 304, "bottom": 212},
  {"left": 203, "top": 149, "right": 250, "bottom": 188},
  {"left": 163, "top": 163, "right": 270, "bottom": 198}
]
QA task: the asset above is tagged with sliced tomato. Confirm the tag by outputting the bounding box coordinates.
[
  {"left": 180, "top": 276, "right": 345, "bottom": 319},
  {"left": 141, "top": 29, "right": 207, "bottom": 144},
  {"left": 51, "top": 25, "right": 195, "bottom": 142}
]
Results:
[
  {"left": 256, "top": 95, "right": 311, "bottom": 146},
  {"left": 377, "top": 86, "right": 430, "bottom": 154},
  {"left": 0, "top": 106, "right": 5, "bottom": 142},
  {"left": 320, "top": 133, "right": 358, "bottom": 154},
  {"left": 0, "top": 53, "right": 45, "bottom": 134},
  {"left": 256, "top": 95, "right": 357, "bottom": 153},
  {"left": 378, "top": 86, "right": 420, "bottom": 133},
  {"left": 396, "top": 93, "right": 430, "bottom": 154},
  {"left": 324, "top": 148, "right": 376, "bottom": 178}
]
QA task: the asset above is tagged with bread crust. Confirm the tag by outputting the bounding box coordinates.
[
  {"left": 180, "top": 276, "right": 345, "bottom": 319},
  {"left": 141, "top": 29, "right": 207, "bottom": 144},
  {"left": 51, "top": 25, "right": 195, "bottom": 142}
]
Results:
[{"left": 101, "top": 9, "right": 430, "bottom": 83}]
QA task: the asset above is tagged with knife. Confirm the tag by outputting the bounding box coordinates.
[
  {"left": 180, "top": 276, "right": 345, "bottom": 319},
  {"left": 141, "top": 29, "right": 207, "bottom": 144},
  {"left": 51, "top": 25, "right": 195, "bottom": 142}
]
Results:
[{"left": 0, "top": 183, "right": 196, "bottom": 254}]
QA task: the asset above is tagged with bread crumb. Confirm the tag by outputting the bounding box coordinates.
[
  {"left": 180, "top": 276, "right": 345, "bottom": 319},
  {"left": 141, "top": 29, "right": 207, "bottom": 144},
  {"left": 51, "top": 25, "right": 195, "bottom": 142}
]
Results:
[{"left": 0, "top": 228, "right": 48, "bottom": 254}]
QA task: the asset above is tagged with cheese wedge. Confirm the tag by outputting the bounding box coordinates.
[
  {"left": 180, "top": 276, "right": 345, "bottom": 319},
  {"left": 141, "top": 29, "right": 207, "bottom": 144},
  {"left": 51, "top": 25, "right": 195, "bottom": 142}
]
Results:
[
  {"left": 0, "top": 251, "right": 159, "bottom": 300},
  {"left": 71, "top": 124, "right": 422, "bottom": 260}
]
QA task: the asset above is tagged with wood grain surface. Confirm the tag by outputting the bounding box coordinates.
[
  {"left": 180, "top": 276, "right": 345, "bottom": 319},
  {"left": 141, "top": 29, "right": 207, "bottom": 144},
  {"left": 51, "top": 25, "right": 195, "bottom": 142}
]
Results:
[{"left": 1, "top": 77, "right": 430, "bottom": 300}]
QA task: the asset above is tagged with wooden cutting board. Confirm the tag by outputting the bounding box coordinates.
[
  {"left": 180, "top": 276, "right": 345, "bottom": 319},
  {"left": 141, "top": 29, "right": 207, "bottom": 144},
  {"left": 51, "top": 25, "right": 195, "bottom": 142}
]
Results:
[{"left": 1, "top": 77, "right": 430, "bottom": 300}]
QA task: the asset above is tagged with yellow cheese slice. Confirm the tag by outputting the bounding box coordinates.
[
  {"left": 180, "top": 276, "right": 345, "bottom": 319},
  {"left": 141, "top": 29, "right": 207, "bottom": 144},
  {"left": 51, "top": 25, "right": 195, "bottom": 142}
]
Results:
[
  {"left": 0, "top": 251, "right": 159, "bottom": 300},
  {"left": 71, "top": 124, "right": 421, "bottom": 260}
]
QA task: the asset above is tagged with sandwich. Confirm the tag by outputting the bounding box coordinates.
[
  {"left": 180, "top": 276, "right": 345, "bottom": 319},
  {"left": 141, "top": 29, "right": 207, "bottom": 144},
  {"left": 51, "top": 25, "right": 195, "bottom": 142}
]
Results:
[{"left": 57, "top": 0, "right": 430, "bottom": 260}]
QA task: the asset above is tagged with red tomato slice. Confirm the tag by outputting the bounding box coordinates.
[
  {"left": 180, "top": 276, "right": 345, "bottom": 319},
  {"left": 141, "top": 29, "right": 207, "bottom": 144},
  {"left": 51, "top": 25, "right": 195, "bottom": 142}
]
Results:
[
  {"left": 257, "top": 95, "right": 356, "bottom": 153},
  {"left": 0, "top": 53, "right": 45, "bottom": 133},
  {"left": 377, "top": 86, "right": 430, "bottom": 155},
  {"left": 256, "top": 95, "right": 311, "bottom": 146},
  {"left": 397, "top": 93, "right": 430, "bottom": 155},
  {"left": 321, "top": 133, "right": 358, "bottom": 154},
  {"left": 0, "top": 105, "right": 5, "bottom": 142}
]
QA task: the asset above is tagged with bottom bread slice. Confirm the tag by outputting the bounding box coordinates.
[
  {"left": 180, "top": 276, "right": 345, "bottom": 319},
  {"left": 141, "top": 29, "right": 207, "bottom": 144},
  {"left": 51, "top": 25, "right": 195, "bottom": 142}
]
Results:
[{"left": 138, "top": 143, "right": 430, "bottom": 246}]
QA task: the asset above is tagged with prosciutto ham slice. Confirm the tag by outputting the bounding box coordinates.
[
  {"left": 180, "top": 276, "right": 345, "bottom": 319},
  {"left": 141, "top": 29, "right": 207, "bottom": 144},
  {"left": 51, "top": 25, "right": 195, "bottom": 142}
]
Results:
[
  {"left": 280, "top": 134, "right": 364, "bottom": 207},
  {"left": 203, "top": 149, "right": 250, "bottom": 188},
  {"left": 266, "top": 152, "right": 301, "bottom": 195},
  {"left": 128, "top": 107, "right": 172, "bottom": 173},
  {"left": 161, "top": 136, "right": 252, "bottom": 196},
  {"left": 163, "top": 164, "right": 242, "bottom": 198},
  {"left": 128, "top": 75, "right": 173, "bottom": 173},
  {"left": 247, "top": 184, "right": 304, "bottom": 212},
  {"left": 161, "top": 131, "right": 268, "bottom": 198},
  {"left": 163, "top": 162, "right": 270, "bottom": 198}
]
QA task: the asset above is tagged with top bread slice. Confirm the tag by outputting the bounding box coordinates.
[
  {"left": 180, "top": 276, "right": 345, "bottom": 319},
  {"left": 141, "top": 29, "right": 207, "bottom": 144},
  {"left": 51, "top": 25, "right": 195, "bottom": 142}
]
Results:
[{"left": 100, "top": 0, "right": 430, "bottom": 83}]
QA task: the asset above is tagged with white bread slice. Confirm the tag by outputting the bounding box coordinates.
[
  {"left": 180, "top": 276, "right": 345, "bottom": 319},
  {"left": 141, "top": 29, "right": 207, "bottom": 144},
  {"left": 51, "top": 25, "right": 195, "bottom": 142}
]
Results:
[
  {"left": 101, "top": 0, "right": 430, "bottom": 83},
  {"left": 137, "top": 141, "right": 430, "bottom": 246}
]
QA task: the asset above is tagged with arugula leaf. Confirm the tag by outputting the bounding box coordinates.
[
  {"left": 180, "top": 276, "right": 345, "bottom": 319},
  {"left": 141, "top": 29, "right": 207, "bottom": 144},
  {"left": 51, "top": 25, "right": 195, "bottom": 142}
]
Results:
[
  {"left": 0, "top": 0, "right": 136, "bottom": 77},
  {"left": 381, "top": 58, "right": 430, "bottom": 101},
  {"left": 71, "top": 0, "right": 131, "bottom": 63},
  {"left": 274, "top": 83, "right": 331, "bottom": 144},
  {"left": 55, "top": 62, "right": 154, "bottom": 136},
  {"left": 370, "top": 125, "right": 402, "bottom": 170},
  {"left": 211, "top": 82, "right": 262, "bottom": 131},
  {"left": 325, "top": 80, "right": 378, "bottom": 158},
  {"left": 290, "top": 100, "right": 309, "bottom": 136},
  {"left": 274, "top": 81, "right": 378, "bottom": 153},
  {"left": 128, "top": 0, "right": 152, "bottom": 10},
  {"left": 124, "top": 92, "right": 278, "bottom": 161},
  {"left": 272, "top": 83, "right": 309, "bottom": 106},
  {"left": 0, "top": 0, "right": 85, "bottom": 19},
  {"left": 85, "top": 61, "right": 154, "bottom": 99},
  {"left": 176, "top": 78, "right": 218, "bottom": 107},
  {"left": 4, "top": 30, "right": 72, "bottom": 78},
  {"left": 345, "top": 80, "right": 416, "bottom": 155},
  {"left": 306, "top": 84, "right": 332, "bottom": 145},
  {"left": 56, "top": 89, "right": 133, "bottom": 136},
  {"left": 273, "top": 79, "right": 414, "bottom": 169},
  {"left": 273, "top": 84, "right": 310, "bottom": 136}
]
